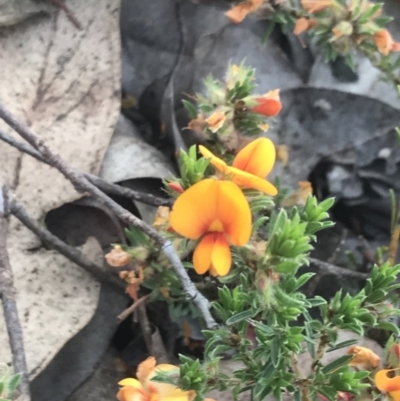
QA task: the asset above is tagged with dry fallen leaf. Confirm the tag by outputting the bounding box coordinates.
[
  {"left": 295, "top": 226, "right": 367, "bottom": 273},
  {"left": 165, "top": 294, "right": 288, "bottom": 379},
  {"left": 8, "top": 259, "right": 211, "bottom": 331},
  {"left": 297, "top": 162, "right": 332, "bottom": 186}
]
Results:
[{"left": 0, "top": 0, "right": 121, "bottom": 378}]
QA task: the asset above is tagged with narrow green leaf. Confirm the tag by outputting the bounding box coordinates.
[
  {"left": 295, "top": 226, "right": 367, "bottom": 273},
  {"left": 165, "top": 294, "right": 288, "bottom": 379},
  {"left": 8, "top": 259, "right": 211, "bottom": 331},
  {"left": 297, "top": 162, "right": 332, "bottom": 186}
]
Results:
[
  {"left": 322, "top": 355, "right": 354, "bottom": 374},
  {"left": 327, "top": 339, "right": 358, "bottom": 352},
  {"left": 182, "top": 100, "right": 198, "bottom": 120},
  {"left": 376, "top": 321, "right": 400, "bottom": 335},
  {"left": 226, "top": 309, "right": 253, "bottom": 325},
  {"left": 271, "top": 336, "right": 280, "bottom": 367}
]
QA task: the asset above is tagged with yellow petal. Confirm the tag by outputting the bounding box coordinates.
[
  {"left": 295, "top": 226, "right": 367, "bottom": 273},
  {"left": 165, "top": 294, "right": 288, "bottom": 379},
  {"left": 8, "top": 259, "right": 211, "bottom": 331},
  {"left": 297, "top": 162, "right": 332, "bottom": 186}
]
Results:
[
  {"left": 199, "top": 145, "right": 228, "bottom": 173},
  {"left": 211, "top": 233, "right": 231, "bottom": 276},
  {"left": 118, "top": 378, "right": 143, "bottom": 388},
  {"left": 146, "top": 365, "right": 192, "bottom": 401},
  {"left": 214, "top": 180, "right": 252, "bottom": 245},
  {"left": 169, "top": 179, "right": 220, "bottom": 239},
  {"left": 391, "top": 390, "right": 400, "bottom": 401},
  {"left": 137, "top": 357, "right": 157, "bottom": 386},
  {"left": 376, "top": 370, "right": 400, "bottom": 393},
  {"left": 116, "top": 386, "right": 148, "bottom": 401},
  {"left": 193, "top": 233, "right": 214, "bottom": 274},
  {"left": 233, "top": 138, "right": 276, "bottom": 178},
  {"left": 169, "top": 179, "right": 252, "bottom": 246},
  {"left": 228, "top": 166, "right": 278, "bottom": 196}
]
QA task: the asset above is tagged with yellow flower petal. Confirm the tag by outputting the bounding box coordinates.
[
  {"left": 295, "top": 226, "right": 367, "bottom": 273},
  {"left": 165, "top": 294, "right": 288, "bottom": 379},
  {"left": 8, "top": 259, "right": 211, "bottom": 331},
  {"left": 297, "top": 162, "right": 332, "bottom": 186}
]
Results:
[
  {"left": 227, "top": 166, "right": 278, "bottom": 196},
  {"left": 146, "top": 365, "right": 192, "bottom": 401},
  {"left": 199, "top": 145, "right": 228, "bottom": 173},
  {"left": 137, "top": 356, "right": 157, "bottom": 386},
  {"left": 169, "top": 179, "right": 220, "bottom": 239},
  {"left": 169, "top": 179, "right": 252, "bottom": 245},
  {"left": 233, "top": 138, "right": 276, "bottom": 178},
  {"left": 193, "top": 233, "right": 214, "bottom": 275},
  {"left": 118, "top": 378, "right": 143, "bottom": 388},
  {"left": 116, "top": 386, "right": 148, "bottom": 401},
  {"left": 215, "top": 180, "right": 252, "bottom": 245},
  {"left": 211, "top": 233, "right": 231, "bottom": 276},
  {"left": 376, "top": 370, "right": 400, "bottom": 394}
]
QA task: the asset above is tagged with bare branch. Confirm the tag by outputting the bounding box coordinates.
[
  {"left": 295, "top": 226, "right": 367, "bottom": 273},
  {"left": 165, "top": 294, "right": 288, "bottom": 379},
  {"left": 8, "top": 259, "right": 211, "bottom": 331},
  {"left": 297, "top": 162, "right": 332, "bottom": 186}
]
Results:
[
  {"left": 0, "top": 187, "right": 31, "bottom": 401},
  {"left": 308, "top": 257, "right": 369, "bottom": 280},
  {"left": 47, "top": 0, "right": 83, "bottom": 30},
  {"left": 0, "top": 129, "right": 172, "bottom": 207},
  {"left": 117, "top": 294, "right": 150, "bottom": 323},
  {"left": 0, "top": 104, "right": 217, "bottom": 329},
  {"left": 8, "top": 195, "right": 124, "bottom": 290}
]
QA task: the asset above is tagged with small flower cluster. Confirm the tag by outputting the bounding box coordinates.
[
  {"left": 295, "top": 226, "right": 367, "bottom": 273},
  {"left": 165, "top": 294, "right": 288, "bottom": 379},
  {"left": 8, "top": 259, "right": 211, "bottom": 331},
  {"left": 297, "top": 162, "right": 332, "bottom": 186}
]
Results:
[
  {"left": 169, "top": 137, "right": 277, "bottom": 277},
  {"left": 224, "top": 0, "right": 400, "bottom": 87},
  {"left": 184, "top": 62, "right": 282, "bottom": 156}
]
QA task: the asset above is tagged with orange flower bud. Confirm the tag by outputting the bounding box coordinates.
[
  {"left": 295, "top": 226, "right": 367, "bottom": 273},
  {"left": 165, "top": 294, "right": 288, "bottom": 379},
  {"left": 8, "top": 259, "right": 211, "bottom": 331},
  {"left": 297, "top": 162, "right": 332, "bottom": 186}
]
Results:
[
  {"left": 301, "top": 0, "right": 333, "bottom": 13},
  {"left": 251, "top": 89, "right": 282, "bottom": 117},
  {"left": 206, "top": 111, "right": 226, "bottom": 133},
  {"left": 105, "top": 245, "right": 130, "bottom": 267},
  {"left": 374, "top": 29, "right": 400, "bottom": 56},
  {"left": 347, "top": 345, "right": 381, "bottom": 369},
  {"left": 390, "top": 344, "right": 400, "bottom": 359},
  {"left": 168, "top": 182, "right": 184, "bottom": 193}
]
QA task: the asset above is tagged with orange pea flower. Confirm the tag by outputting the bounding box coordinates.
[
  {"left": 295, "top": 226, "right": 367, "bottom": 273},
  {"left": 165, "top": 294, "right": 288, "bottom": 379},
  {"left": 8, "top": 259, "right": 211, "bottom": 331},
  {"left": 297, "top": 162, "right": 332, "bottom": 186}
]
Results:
[
  {"left": 169, "top": 179, "right": 251, "bottom": 276},
  {"left": 199, "top": 138, "right": 277, "bottom": 196},
  {"left": 301, "top": 0, "right": 333, "bottom": 13},
  {"left": 225, "top": 0, "right": 263, "bottom": 24},
  {"left": 347, "top": 345, "right": 381, "bottom": 370},
  {"left": 374, "top": 29, "right": 400, "bottom": 56},
  {"left": 251, "top": 89, "right": 282, "bottom": 117},
  {"left": 117, "top": 356, "right": 193, "bottom": 401},
  {"left": 105, "top": 245, "right": 131, "bottom": 267},
  {"left": 294, "top": 18, "right": 318, "bottom": 35},
  {"left": 375, "top": 369, "right": 400, "bottom": 401}
]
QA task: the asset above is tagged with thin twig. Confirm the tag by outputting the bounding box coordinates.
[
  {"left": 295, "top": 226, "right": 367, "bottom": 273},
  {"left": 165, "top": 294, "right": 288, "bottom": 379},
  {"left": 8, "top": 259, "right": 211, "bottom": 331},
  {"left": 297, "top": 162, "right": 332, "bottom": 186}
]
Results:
[
  {"left": 0, "top": 130, "right": 172, "bottom": 207},
  {"left": 117, "top": 294, "right": 150, "bottom": 323},
  {"left": 388, "top": 225, "right": 400, "bottom": 266},
  {"left": 47, "top": 0, "right": 83, "bottom": 30},
  {"left": 8, "top": 195, "right": 124, "bottom": 290},
  {"left": 0, "top": 187, "right": 31, "bottom": 401},
  {"left": 308, "top": 257, "right": 369, "bottom": 280},
  {"left": 0, "top": 104, "right": 217, "bottom": 329}
]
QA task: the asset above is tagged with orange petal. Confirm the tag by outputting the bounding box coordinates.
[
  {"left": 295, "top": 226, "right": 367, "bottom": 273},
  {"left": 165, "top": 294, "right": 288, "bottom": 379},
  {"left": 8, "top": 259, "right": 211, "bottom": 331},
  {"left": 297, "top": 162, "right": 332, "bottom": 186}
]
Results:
[
  {"left": 225, "top": 0, "right": 263, "bottom": 24},
  {"left": 169, "top": 179, "right": 220, "bottom": 239},
  {"left": 301, "top": 0, "right": 333, "bottom": 13},
  {"left": 233, "top": 137, "right": 276, "bottom": 178},
  {"left": 137, "top": 357, "right": 157, "bottom": 385},
  {"left": 116, "top": 386, "right": 148, "bottom": 401},
  {"left": 214, "top": 180, "right": 252, "bottom": 245},
  {"left": 347, "top": 346, "right": 380, "bottom": 369},
  {"left": 211, "top": 233, "right": 231, "bottom": 276},
  {"left": 225, "top": 3, "right": 252, "bottom": 24},
  {"left": 227, "top": 166, "right": 278, "bottom": 196},
  {"left": 376, "top": 370, "right": 400, "bottom": 393},
  {"left": 294, "top": 18, "right": 312, "bottom": 35},
  {"left": 198, "top": 145, "right": 229, "bottom": 173},
  {"left": 252, "top": 98, "right": 282, "bottom": 117},
  {"left": 374, "top": 29, "right": 393, "bottom": 56},
  {"left": 193, "top": 233, "right": 214, "bottom": 274}
]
